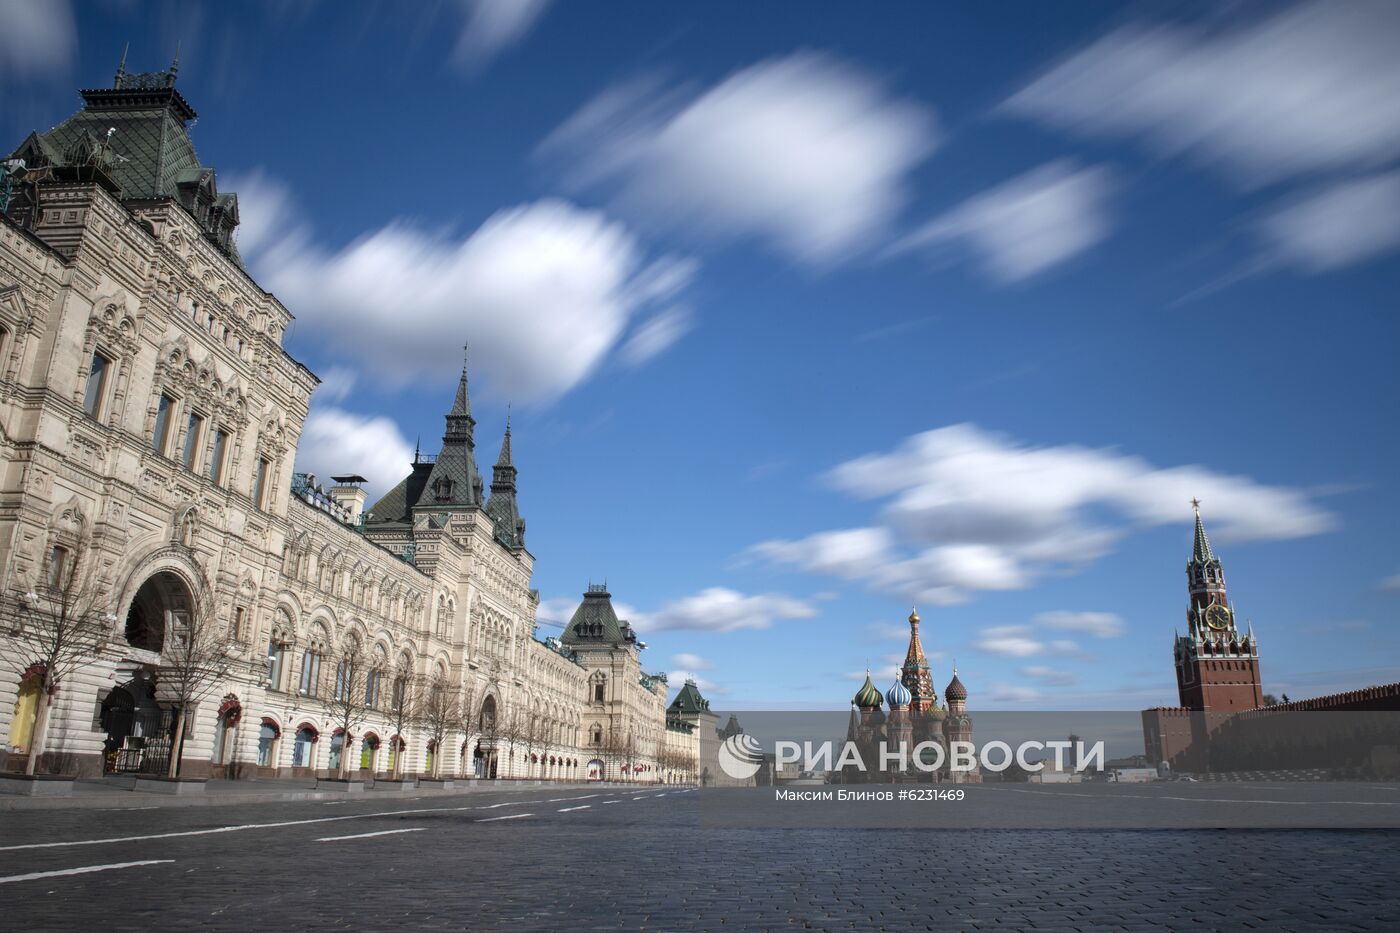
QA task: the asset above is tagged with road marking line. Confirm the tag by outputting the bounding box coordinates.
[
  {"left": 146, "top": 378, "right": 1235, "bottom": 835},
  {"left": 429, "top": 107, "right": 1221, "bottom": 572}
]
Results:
[
  {"left": 603, "top": 800, "right": 619, "bottom": 804},
  {"left": 558, "top": 805, "right": 590, "bottom": 812},
  {"left": 477, "top": 813, "right": 532, "bottom": 822},
  {"left": 316, "top": 828, "right": 426, "bottom": 842},
  {"left": 0, "top": 860, "right": 174, "bottom": 885}
]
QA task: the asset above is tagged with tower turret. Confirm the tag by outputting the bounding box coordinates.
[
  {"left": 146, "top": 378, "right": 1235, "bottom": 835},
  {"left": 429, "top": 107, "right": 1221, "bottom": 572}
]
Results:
[
  {"left": 1173, "top": 500, "right": 1263, "bottom": 711},
  {"left": 900, "top": 605, "right": 937, "bottom": 713},
  {"left": 485, "top": 412, "right": 525, "bottom": 550},
  {"left": 417, "top": 345, "right": 484, "bottom": 511}
]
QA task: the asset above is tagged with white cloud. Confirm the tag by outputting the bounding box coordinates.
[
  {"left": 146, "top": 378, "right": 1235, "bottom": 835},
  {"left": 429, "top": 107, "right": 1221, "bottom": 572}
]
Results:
[
  {"left": 313, "top": 366, "right": 357, "bottom": 404},
  {"left": 976, "top": 626, "right": 1044, "bottom": 658},
  {"left": 751, "top": 423, "right": 1334, "bottom": 604},
  {"left": 0, "top": 0, "right": 74, "bottom": 79},
  {"left": 619, "top": 307, "right": 693, "bottom": 366},
  {"left": 1035, "top": 611, "right": 1125, "bottom": 638},
  {"left": 535, "top": 596, "right": 579, "bottom": 627},
  {"left": 671, "top": 653, "right": 712, "bottom": 671},
  {"left": 294, "top": 407, "right": 415, "bottom": 499},
  {"left": 450, "top": 0, "right": 552, "bottom": 72},
  {"left": 1382, "top": 572, "right": 1400, "bottom": 593},
  {"left": 893, "top": 161, "right": 1114, "bottom": 282},
  {"left": 539, "top": 52, "right": 936, "bottom": 265},
  {"left": 640, "top": 587, "right": 818, "bottom": 633},
  {"left": 989, "top": 684, "right": 1040, "bottom": 704},
  {"left": 1023, "top": 666, "right": 1077, "bottom": 687},
  {"left": 1259, "top": 171, "right": 1400, "bottom": 272},
  {"left": 233, "top": 176, "right": 695, "bottom": 402},
  {"left": 1004, "top": 1, "right": 1400, "bottom": 186},
  {"left": 668, "top": 671, "right": 723, "bottom": 695}
]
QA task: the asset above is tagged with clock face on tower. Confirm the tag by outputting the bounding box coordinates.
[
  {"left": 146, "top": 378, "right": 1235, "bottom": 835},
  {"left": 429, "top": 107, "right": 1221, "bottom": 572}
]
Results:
[{"left": 1205, "top": 603, "right": 1231, "bottom": 631}]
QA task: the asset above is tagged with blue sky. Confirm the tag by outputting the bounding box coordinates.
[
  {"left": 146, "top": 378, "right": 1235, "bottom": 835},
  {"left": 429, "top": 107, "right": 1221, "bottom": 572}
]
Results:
[{"left": 5, "top": 1, "right": 1399, "bottom": 710}]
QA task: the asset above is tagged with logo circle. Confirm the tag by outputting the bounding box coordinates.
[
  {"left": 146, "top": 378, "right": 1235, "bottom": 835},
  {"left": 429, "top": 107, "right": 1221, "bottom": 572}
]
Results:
[{"left": 718, "top": 733, "right": 764, "bottom": 780}]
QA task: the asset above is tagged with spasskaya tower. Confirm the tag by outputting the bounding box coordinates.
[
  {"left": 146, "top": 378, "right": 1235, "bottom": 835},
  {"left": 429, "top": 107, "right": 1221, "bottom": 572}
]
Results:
[{"left": 1174, "top": 501, "right": 1263, "bottom": 711}]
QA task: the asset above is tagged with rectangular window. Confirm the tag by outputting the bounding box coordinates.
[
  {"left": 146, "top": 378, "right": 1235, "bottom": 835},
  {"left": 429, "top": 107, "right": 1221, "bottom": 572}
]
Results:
[
  {"left": 267, "top": 639, "right": 284, "bottom": 691},
  {"left": 83, "top": 352, "right": 110, "bottom": 418},
  {"left": 299, "top": 651, "right": 321, "bottom": 697},
  {"left": 209, "top": 429, "right": 229, "bottom": 485},
  {"left": 182, "top": 412, "right": 205, "bottom": 470},
  {"left": 47, "top": 545, "right": 67, "bottom": 590},
  {"left": 253, "top": 457, "right": 269, "bottom": 510},
  {"left": 232, "top": 606, "right": 246, "bottom": 641},
  {"left": 152, "top": 394, "right": 175, "bottom": 454},
  {"left": 335, "top": 662, "right": 348, "bottom": 702},
  {"left": 365, "top": 671, "right": 379, "bottom": 709}
]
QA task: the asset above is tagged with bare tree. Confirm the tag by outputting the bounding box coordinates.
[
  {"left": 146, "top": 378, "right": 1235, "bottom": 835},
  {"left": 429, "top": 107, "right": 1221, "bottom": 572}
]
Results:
[
  {"left": 384, "top": 664, "right": 418, "bottom": 779},
  {"left": 1, "top": 539, "right": 112, "bottom": 776},
  {"left": 322, "top": 641, "right": 369, "bottom": 779},
  {"left": 496, "top": 705, "right": 527, "bottom": 779},
  {"left": 415, "top": 678, "right": 467, "bottom": 779},
  {"left": 159, "top": 591, "right": 237, "bottom": 777},
  {"left": 522, "top": 709, "right": 549, "bottom": 780}
]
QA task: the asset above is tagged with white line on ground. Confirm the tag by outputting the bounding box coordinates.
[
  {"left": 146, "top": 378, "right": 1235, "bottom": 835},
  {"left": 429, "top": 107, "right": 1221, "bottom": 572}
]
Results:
[
  {"left": 0, "top": 860, "right": 174, "bottom": 885},
  {"left": 477, "top": 813, "right": 532, "bottom": 822},
  {"left": 558, "top": 805, "right": 590, "bottom": 812},
  {"left": 602, "top": 800, "right": 619, "bottom": 805},
  {"left": 316, "top": 828, "right": 427, "bottom": 842}
]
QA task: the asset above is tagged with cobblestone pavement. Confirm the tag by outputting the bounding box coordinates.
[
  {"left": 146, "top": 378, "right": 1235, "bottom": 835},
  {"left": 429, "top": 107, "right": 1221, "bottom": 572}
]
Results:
[{"left": 1, "top": 785, "right": 1398, "bottom": 931}]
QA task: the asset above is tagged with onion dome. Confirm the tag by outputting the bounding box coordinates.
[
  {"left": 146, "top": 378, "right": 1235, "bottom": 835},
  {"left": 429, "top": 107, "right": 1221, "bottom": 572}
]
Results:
[
  {"left": 886, "top": 677, "right": 912, "bottom": 708},
  {"left": 945, "top": 667, "right": 967, "bottom": 703},
  {"left": 854, "top": 671, "right": 883, "bottom": 709}
]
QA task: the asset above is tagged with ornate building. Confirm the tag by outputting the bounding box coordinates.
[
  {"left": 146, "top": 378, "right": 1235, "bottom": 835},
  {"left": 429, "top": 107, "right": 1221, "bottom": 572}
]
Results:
[
  {"left": 0, "top": 57, "right": 676, "bottom": 782},
  {"left": 1143, "top": 502, "right": 1399, "bottom": 772},
  {"left": 842, "top": 607, "right": 978, "bottom": 783}
]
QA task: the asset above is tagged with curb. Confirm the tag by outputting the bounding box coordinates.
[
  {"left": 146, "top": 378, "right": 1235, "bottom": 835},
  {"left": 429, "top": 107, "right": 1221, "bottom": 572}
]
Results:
[{"left": 0, "top": 780, "right": 684, "bottom": 812}]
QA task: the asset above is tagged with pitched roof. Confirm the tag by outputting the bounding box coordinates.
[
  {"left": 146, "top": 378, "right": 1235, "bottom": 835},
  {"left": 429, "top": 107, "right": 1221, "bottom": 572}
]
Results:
[
  {"left": 560, "top": 585, "right": 635, "bottom": 646},
  {"left": 668, "top": 679, "right": 711, "bottom": 714},
  {"left": 1192, "top": 505, "right": 1216, "bottom": 563}
]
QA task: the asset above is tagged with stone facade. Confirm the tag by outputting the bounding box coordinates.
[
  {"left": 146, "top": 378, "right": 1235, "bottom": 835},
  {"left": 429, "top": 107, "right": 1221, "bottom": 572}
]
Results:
[{"left": 0, "top": 60, "right": 677, "bottom": 782}]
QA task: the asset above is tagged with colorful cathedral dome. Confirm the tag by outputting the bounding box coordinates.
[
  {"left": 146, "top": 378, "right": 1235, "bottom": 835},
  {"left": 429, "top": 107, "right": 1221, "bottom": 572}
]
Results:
[
  {"left": 886, "top": 678, "right": 912, "bottom": 708},
  {"left": 945, "top": 668, "right": 967, "bottom": 702},
  {"left": 854, "top": 671, "right": 883, "bottom": 709}
]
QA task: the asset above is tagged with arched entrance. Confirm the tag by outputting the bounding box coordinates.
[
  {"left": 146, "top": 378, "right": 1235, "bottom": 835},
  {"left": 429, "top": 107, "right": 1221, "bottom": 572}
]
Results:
[
  {"left": 124, "top": 571, "right": 195, "bottom": 653},
  {"left": 100, "top": 671, "right": 174, "bottom": 774},
  {"left": 588, "top": 758, "right": 604, "bottom": 781}
]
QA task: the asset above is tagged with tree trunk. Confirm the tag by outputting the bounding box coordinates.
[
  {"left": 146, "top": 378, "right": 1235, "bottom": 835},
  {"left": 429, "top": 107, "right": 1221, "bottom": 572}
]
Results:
[
  {"left": 24, "top": 690, "right": 52, "bottom": 777},
  {"left": 167, "top": 710, "right": 186, "bottom": 779}
]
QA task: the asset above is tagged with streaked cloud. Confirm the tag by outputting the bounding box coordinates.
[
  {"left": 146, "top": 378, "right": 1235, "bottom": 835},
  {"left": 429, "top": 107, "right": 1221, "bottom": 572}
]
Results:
[
  {"left": 638, "top": 587, "right": 818, "bottom": 633},
  {"left": 1258, "top": 170, "right": 1400, "bottom": 272},
  {"left": 1005, "top": 1, "right": 1400, "bottom": 186},
  {"left": 892, "top": 161, "right": 1114, "bottom": 282},
  {"left": 0, "top": 0, "right": 74, "bottom": 79},
  {"left": 294, "top": 407, "right": 415, "bottom": 498},
  {"left": 751, "top": 423, "right": 1335, "bottom": 605},
  {"left": 450, "top": 0, "right": 553, "bottom": 72},
  {"left": 233, "top": 172, "right": 696, "bottom": 403},
  {"left": 539, "top": 52, "right": 936, "bottom": 265}
]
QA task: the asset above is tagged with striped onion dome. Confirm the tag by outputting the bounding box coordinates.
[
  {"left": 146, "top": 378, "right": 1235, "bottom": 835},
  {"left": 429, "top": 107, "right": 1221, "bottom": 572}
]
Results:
[
  {"left": 886, "top": 678, "right": 912, "bottom": 708},
  {"left": 853, "top": 671, "right": 883, "bottom": 709}
]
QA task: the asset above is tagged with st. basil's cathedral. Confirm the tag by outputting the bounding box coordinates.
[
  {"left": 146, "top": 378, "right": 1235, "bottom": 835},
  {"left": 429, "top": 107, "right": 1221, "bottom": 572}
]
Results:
[{"left": 842, "top": 607, "right": 979, "bottom": 783}]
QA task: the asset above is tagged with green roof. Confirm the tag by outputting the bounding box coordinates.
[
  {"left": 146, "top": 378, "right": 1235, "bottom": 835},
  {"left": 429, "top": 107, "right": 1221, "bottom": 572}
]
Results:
[
  {"left": 668, "top": 679, "right": 711, "bottom": 714},
  {"left": 560, "top": 586, "right": 636, "bottom": 646}
]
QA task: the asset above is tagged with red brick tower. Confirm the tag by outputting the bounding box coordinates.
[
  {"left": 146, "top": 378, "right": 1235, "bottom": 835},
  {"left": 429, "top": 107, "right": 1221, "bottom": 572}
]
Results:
[{"left": 1174, "top": 501, "right": 1263, "bottom": 711}]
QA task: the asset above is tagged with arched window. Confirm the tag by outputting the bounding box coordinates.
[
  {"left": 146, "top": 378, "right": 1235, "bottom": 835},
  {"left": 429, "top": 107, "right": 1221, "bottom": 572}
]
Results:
[
  {"left": 292, "top": 725, "right": 318, "bottom": 768},
  {"left": 256, "top": 720, "right": 280, "bottom": 767}
]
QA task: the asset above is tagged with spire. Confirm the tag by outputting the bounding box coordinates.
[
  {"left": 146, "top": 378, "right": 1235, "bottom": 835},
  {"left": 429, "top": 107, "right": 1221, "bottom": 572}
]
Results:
[
  {"left": 900, "top": 604, "right": 935, "bottom": 710},
  {"left": 1191, "top": 498, "right": 1214, "bottom": 563},
  {"left": 115, "top": 43, "right": 129, "bottom": 87},
  {"left": 496, "top": 406, "right": 513, "bottom": 468},
  {"left": 451, "top": 343, "right": 473, "bottom": 419},
  {"left": 168, "top": 40, "right": 181, "bottom": 86},
  {"left": 486, "top": 407, "right": 524, "bottom": 550}
]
